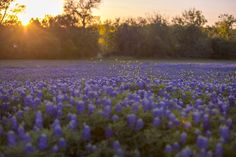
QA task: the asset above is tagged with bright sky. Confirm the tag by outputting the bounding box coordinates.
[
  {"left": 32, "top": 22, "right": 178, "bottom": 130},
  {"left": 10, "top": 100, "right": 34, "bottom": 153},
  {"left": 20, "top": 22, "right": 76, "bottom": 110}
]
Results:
[
  {"left": 17, "top": 0, "right": 64, "bottom": 25},
  {"left": 16, "top": 0, "right": 236, "bottom": 25}
]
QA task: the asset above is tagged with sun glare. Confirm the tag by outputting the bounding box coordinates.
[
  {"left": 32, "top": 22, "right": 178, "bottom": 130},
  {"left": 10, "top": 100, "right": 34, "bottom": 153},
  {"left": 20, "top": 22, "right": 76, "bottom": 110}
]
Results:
[
  {"left": 21, "top": 18, "right": 29, "bottom": 26},
  {"left": 17, "top": 0, "right": 64, "bottom": 25}
]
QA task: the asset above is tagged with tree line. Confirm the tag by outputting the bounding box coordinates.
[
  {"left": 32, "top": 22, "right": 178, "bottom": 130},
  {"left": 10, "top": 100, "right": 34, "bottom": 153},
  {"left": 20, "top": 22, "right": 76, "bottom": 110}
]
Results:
[{"left": 0, "top": 0, "right": 236, "bottom": 59}]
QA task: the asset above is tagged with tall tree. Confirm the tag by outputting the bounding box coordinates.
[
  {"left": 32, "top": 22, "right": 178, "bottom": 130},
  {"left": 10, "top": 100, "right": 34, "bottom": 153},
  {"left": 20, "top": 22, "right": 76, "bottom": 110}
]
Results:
[
  {"left": 64, "top": 0, "right": 101, "bottom": 28},
  {"left": 0, "top": 0, "right": 25, "bottom": 26},
  {"left": 215, "top": 14, "right": 236, "bottom": 40},
  {"left": 0, "top": 0, "right": 13, "bottom": 24},
  {"left": 172, "top": 8, "right": 207, "bottom": 27}
]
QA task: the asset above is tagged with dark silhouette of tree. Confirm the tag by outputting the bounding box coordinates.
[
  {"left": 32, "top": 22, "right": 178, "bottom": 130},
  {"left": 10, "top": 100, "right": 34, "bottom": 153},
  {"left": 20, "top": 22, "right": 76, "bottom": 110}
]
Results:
[
  {"left": 172, "top": 8, "right": 207, "bottom": 27},
  {"left": 0, "top": 6, "right": 236, "bottom": 59},
  {"left": 64, "top": 0, "right": 101, "bottom": 28}
]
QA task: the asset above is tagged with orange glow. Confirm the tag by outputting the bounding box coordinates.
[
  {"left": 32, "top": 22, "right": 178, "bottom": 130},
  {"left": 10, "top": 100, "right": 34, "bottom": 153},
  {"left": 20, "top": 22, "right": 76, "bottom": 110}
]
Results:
[{"left": 17, "top": 0, "right": 64, "bottom": 25}]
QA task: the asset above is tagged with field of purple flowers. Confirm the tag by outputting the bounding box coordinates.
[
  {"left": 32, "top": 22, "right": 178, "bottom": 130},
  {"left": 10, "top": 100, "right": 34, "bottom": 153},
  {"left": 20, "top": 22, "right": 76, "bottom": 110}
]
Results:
[{"left": 0, "top": 60, "right": 236, "bottom": 157}]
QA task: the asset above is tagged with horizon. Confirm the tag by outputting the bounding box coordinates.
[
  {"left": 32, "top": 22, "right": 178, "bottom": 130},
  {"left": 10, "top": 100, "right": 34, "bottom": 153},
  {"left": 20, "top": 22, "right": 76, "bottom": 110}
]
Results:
[{"left": 16, "top": 0, "right": 236, "bottom": 26}]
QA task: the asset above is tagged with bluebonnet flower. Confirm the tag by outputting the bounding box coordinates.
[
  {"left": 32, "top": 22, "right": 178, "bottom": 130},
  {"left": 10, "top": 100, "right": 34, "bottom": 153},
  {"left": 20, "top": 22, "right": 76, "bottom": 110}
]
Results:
[
  {"left": 76, "top": 101, "right": 85, "bottom": 114},
  {"left": 17, "top": 125, "right": 25, "bottom": 138},
  {"left": 168, "top": 121, "right": 174, "bottom": 128},
  {"left": 68, "top": 113, "right": 77, "bottom": 121},
  {"left": 82, "top": 124, "right": 91, "bottom": 141},
  {"left": 199, "top": 149, "right": 207, "bottom": 157},
  {"left": 10, "top": 116, "right": 18, "bottom": 130},
  {"left": 127, "top": 114, "right": 137, "bottom": 128},
  {"left": 172, "top": 142, "right": 180, "bottom": 150},
  {"left": 179, "top": 147, "right": 192, "bottom": 157},
  {"left": 52, "top": 145, "right": 59, "bottom": 153},
  {"left": 196, "top": 135, "right": 208, "bottom": 149},
  {"left": 103, "top": 98, "right": 112, "bottom": 106},
  {"left": 24, "top": 95, "right": 33, "bottom": 106},
  {"left": 102, "top": 105, "right": 112, "bottom": 118},
  {"left": 112, "top": 114, "right": 119, "bottom": 122},
  {"left": 112, "top": 140, "right": 121, "bottom": 150},
  {"left": 7, "top": 131, "right": 16, "bottom": 146},
  {"left": 22, "top": 132, "right": 32, "bottom": 143},
  {"left": 183, "top": 121, "right": 192, "bottom": 129},
  {"left": 68, "top": 120, "right": 78, "bottom": 130},
  {"left": 53, "top": 124, "right": 62, "bottom": 136},
  {"left": 194, "top": 129, "right": 201, "bottom": 136},
  {"left": 152, "top": 108, "right": 160, "bottom": 117},
  {"left": 137, "top": 80, "right": 145, "bottom": 89},
  {"left": 207, "top": 150, "right": 213, "bottom": 157},
  {"left": 164, "top": 144, "right": 172, "bottom": 153},
  {"left": 203, "top": 114, "right": 210, "bottom": 130},
  {"left": 115, "top": 104, "right": 122, "bottom": 112},
  {"left": 86, "top": 143, "right": 97, "bottom": 152},
  {"left": 206, "top": 130, "right": 212, "bottom": 138},
  {"left": 35, "top": 111, "right": 43, "bottom": 129},
  {"left": 226, "top": 118, "right": 233, "bottom": 129},
  {"left": 152, "top": 117, "right": 161, "bottom": 127},
  {"left": 58, "top": 138, "right": 66, "bottom": 148},
  {"left": 192, "top": 111, "right": 201, "bottom": 124},
  {"left": 16, "top": 110, "right": 23, "bottom": 119},
  {"left": 52, "top": 119, "right": 60, "bottom": 128},
  {"left": 132, "top": 103, "right": 139, "bottom": 112},
  {"left": 142, "top": 99, "right": 152, "bottom": 112},
  {"left": 180, "top": 132, "right": 187, "bottom": 144},
  {"left": 56, "top": 94, "right": 64, "bottom": 103},
  {"left": 195, "top": 99, "right": 203, "bottom": 106},
  {"left": 24, "top": 143, "right": 34, "bottom": 153},
  {"left": 168, "top": 113, "right": 176, "bottom": 122},
  {"left": 46, "top": 102, "right": 57, "bottom": 117},
  {"left": 115, "top": 148, "right": 124, "bottom": 157},
  {"left": 228, "top": 95, "right": 235, "bottom": 105},
  {"left": 0, "top": 126, "right": 3, "bottom": 136},
  {"left": 219, "top": 125, "right": 230, "bottom": 141},
  {"left": 105, "top": 126, "right": 113, "bottom": 138},
  {"left": 214, "top": 143, "right": 223, "bottom": 157},
  {"left": 88, "top": 104, "right": 95, "bottom": 114},
  {"left": 38, "top": 134, "right": 48, "bottom": 150},
  {"left": 135, "top": 118, "right": 144, "bottom": 131}
]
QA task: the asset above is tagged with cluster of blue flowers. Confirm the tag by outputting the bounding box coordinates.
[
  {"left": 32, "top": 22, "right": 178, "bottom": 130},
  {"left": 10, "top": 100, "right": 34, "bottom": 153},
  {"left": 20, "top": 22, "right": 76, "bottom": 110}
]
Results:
[{"left": 0, "top": 61, "right": 235, "bottom": 156}]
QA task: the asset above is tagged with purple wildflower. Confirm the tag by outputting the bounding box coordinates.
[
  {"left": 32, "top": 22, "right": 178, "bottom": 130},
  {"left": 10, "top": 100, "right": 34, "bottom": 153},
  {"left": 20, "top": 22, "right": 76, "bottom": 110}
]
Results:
[
  {"left": 135, "top": 118, "right": 144, "bottom": 131},
  {"left": 24, "top": 143, "right": 34, "bottom": 153},
  {"left": 112, "top": 140, "right": 121, "bottom": 150},
  {"left": 219, "top": 125, "right": 230, "bottom": 141},
  {"left": 82, "top": 124, "right": 91, "bottom": 141},
  {"left": 53, "top": 124, "right": 62, "bottom": 136},
  {"left": 112, "top": 114, "right": 119, "bottom": 122},
  {"left": 35, "top": 111, "right": 43, "bottom": 129},
  {"left": 38, "top": 134, "right": 48, "bottom": 150},
  {"left": 105, "top": 127, "right": 113, "bottom": 138},
  {"left": 76, "top": 101, "right": 85, "bottom": 114},
  {"left": 127, "top": 114, "right": 137, "bottom": 128},
  {"left": 196, "top": 135, "right": 208, "bottom": 149},
  {"left": 58, "top": 138, "right": 66, "bottom": 148},
  {"left": 164, "top": 144, "right": 172, "bottom": 153},
  {"left": 68, "top": 120, "right": 78, "bottom": 130},
  {"left": 179, "top": 147, "right": 192, "bottom": 157},
  {"left": 180, "top": 132, "right": 187, "bottom": 144},
  {"left": 7, "top": 131, "right": 16, "bottom": 146},
  {"left": 214, "top": 143, "right": 223, "bottom": 157},
  {"left": 52, "top": 145, "right": 59, "bottom": 153}
]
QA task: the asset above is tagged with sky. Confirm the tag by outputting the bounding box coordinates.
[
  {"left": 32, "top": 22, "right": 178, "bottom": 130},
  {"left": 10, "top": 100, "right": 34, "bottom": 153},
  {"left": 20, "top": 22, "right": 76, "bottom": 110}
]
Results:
[{"left": 16, "top": 0, "right": 236, "bottom": 25}]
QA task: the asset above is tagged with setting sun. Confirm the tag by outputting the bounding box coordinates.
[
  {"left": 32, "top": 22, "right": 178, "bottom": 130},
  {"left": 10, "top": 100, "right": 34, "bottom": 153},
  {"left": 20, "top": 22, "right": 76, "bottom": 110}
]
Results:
[{"left": 17, "top": 0, "right": 64, "bottom": 25}]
